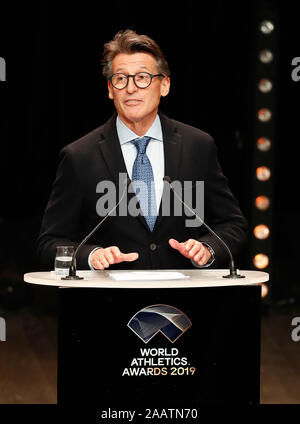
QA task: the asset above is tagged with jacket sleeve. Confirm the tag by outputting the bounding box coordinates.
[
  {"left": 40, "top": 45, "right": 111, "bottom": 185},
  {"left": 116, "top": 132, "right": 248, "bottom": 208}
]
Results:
[
  {"left": 36, "top": 148, "right": 100, "bottom": 270},
  {"left": 198, "top": 137, "right": 248, "bottom": 268}
]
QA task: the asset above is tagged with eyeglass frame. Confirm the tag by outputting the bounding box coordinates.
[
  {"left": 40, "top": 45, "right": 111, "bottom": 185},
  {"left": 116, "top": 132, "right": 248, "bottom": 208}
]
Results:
[{"left": 108, "top": 72, "right": 164, "bottom": 90}]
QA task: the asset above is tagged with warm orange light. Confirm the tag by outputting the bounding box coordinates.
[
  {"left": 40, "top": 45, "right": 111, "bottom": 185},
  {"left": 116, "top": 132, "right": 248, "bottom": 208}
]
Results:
[
  {"left": 255, "top": 195, "right": 270, "bottom": 211},
  {"left": 256, "top": 166, "right": 271, "bottom": 181},
  {"left": 253, "top": 253, "right": 269, "bottom": 269},
  {"left": 261, "top": 283, "right": 269, "bottom": 298},
  {"left": 254, "top": 224, "right": 270, "bottom": 240},
  {"left": 257, "top": 137, "right": 271, "bottom": 152}
]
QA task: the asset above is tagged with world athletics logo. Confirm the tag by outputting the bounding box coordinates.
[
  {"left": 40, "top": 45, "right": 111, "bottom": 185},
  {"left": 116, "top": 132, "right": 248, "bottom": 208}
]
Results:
[{"left": 128, "top": 304, "right": 191, "bottom": 344}]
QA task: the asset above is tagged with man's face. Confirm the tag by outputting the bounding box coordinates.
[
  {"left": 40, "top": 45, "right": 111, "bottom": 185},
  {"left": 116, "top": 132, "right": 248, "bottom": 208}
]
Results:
[{"left": 108, "top": 52, "right": 170, "bottom": 128}]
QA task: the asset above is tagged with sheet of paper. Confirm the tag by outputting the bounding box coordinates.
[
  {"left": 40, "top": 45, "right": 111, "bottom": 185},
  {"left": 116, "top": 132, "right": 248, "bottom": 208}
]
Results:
[{"left": 108, "top": 271, "right": 190, "bottom": 281}]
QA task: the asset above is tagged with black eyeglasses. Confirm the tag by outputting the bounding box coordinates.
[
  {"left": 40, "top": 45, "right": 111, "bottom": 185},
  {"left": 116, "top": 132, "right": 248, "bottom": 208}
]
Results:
[{"left": 109, "top": 72, "right": 163, "bottom": 89}]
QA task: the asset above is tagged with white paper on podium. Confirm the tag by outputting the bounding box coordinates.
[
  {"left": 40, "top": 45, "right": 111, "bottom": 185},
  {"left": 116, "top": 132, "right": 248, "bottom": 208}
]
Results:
[{"left": 108, "top": 271, "right": 190, "bottom": 281}]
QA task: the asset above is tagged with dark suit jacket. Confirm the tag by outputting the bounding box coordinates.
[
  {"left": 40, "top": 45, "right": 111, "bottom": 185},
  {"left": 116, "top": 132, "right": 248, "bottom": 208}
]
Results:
[{"left": 37, "top": 111, "right": 248, "bottom": 270}]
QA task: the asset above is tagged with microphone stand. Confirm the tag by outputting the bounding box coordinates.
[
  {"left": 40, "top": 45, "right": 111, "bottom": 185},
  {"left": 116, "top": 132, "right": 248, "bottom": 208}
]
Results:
[
  {"left": 163, "top": 177, "right": 245, "bottom": 279},
  {"left": 61, "top": 178, "right": 131, "bottom": 280}
]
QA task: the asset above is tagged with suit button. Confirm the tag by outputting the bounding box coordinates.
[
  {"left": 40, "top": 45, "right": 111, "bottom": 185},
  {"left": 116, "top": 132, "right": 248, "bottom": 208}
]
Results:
[{"left": 149, "top": 243, "right": 157, "bottom": 251}]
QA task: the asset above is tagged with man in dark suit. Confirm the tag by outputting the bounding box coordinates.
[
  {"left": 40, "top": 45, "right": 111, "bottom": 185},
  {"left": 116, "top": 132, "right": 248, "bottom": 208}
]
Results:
[{"left": 37, "top": 29, "right": 247, "bottom": 271}]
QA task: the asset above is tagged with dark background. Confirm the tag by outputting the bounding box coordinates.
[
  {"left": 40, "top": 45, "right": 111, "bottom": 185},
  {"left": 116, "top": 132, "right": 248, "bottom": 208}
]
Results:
[{"left": 0, "top": 0, "right": 299, "bottom": 311}]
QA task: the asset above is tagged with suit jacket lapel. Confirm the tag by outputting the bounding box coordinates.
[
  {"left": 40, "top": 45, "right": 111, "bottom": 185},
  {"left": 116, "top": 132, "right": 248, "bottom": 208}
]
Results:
[
  {"left": 97, "top": 113, "right": 128, "bottom": 184},
  {"left": 159, "top": 111, "right": 182, "bottom": 182},
  {"left": 153, "top": 111, "right": 183, "bottom": 232},
  {"left": 97, "top": 113, "right": 150, "bottom": 232}
]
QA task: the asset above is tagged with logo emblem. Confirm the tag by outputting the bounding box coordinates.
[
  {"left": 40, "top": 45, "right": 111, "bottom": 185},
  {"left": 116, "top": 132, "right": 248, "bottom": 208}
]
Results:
[{"left": 128, "top": 304, "right": 191, "bottom": 344}]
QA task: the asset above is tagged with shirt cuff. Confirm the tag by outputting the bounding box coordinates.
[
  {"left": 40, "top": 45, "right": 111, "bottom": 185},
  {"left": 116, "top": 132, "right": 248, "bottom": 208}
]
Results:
[{"left": 88, "top": 247, "right": 102, "bottom": 270}]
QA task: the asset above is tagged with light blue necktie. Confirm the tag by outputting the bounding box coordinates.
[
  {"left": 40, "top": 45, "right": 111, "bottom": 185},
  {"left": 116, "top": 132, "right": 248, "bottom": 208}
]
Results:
[{"left": 130, "top": 136, "right": 157, "bottom": 231}]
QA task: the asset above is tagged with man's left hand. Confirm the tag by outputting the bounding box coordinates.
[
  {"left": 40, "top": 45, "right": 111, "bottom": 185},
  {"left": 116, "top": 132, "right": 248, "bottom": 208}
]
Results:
[{"left": 169, "top": 238, "right": 212, "bottom": 266}]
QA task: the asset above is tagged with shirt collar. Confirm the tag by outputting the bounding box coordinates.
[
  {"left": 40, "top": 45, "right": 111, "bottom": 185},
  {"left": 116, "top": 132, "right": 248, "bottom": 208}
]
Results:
[{"left": 116, "top": 114, "right": 163, "bottom": 145}]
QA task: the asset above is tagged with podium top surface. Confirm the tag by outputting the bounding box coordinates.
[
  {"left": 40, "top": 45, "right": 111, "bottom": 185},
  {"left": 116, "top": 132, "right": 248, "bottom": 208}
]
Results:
[{"left": 24, "top": 269, "right": 269, "bottom": 289}]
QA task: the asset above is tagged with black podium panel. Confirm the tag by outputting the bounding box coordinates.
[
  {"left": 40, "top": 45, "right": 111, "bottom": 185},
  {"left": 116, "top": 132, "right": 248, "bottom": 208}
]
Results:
[{"left": 58, "top": 285, "right": 261, "bottom": 405}]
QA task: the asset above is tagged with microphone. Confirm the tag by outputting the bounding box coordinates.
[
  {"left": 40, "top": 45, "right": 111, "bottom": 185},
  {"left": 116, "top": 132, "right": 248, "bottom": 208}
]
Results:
[
  {"left": 61, "top": 177, "right": 131, "bottom": 280},
  {"left": 163, "top": 176, "right": 245, "bottom": 279}
]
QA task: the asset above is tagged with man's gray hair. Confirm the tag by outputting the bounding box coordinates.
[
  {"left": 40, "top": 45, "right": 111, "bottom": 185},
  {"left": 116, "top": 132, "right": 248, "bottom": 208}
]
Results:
[{"left": 102, "top": 29, "right": 170, "bottom": 79}]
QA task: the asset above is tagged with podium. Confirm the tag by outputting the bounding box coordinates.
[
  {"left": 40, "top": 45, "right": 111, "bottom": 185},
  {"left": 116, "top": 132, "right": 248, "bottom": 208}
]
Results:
[{"left": 24, "top": 269, "right": 268, "bottom": 406}]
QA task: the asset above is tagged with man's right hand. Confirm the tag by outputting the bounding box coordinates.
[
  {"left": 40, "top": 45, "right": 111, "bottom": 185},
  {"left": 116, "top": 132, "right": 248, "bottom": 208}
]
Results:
[{"left": 90, "top": 246, "right": 139, "bottom": 270}]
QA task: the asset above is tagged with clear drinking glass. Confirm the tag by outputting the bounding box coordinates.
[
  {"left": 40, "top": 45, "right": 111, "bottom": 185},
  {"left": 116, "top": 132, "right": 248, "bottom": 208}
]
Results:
[{"left": 55, "top": 246, "right": 74, "bottom": 275}]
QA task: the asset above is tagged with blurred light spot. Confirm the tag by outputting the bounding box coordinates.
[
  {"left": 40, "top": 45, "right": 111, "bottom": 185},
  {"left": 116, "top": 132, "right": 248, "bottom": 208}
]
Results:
[
  {"left": 260, "top": 20, "right": 275, "bottom": 34},
  {"left": 255, "top": 195, "right": 271, "bottom": 210},
  {"left": 261, "top": 283, "right": 268, "bottom": 298},
  {"left": 258, "top": 78, "right": 273, "bottom": 93},
  {"left": 258, "top": 108, "right": 272, "bottom": 122},
  {"left": 253, "top": 253, "right": 269, "bottom": 269},
  {"left": 254, "top": 224, "right": 270, "bottom": 239},
  {"left": 259, "top": 49, "right": 274, "bottom": 64},
  {"left": 257, "top": 137, "right": 271, "bottom": 152},
  {"left": 256, "top": 166, "right": 271, "bottom": 181}
]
